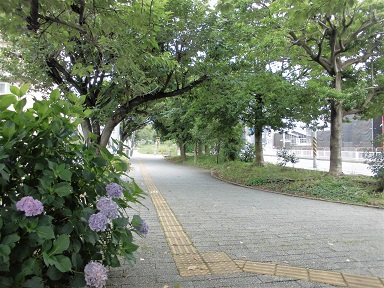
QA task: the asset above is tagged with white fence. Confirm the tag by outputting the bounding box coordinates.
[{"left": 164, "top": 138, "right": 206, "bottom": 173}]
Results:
[{"left": 265, "top": 148, "right": 383, "bottom": 162}]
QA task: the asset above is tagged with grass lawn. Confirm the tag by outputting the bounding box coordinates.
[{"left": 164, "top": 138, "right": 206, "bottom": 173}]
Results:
[{"left": 167, "top": 155, "right": 384, "bottom": 208}]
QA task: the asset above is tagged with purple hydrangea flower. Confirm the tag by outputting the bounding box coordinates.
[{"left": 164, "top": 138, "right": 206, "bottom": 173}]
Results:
[
  {"left": 16, "top": 196, "right": 44, "bottom": 217},
  {"left": 96, "top": 197, "right": 119, "bottom": 219},
  {"left": 134, "top": 220, "right": 149, "bottom": 235},
  {"left": 88, "top": 212, "right": 108, "bottom": 232},
  {"left": 84, "top": 261, "right": 108, "bottom": 288},
  {"left": 105, "top": 183, "right": 123, "bottom": 198}
]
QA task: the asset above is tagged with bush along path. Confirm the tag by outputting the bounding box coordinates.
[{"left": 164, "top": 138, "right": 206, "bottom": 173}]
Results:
[{"left": 0, "top": 86, "right": 147, "bottom": 288}]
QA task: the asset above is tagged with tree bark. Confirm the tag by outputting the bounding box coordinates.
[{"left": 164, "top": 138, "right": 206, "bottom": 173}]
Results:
[
  {"left": 329, "top": 99, "right": 344, "bottom": 176},
  {"left": 198, "top": 142, "right": 203, "bottom": 156},
  {"left": 204, "top": 145, "right": 209, "bottom": 155},
  {"left": 179, "top": 140, "right": 187, "bottom": 161},
  {"left": 329, "top": 72, "right": 344, "bottom": 176},
  {"left": 253, "top": 124, "right": 264, "bottom": 166}
]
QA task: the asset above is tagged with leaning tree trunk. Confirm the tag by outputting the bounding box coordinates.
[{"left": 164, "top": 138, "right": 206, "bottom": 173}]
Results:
[
  {"left": 329, "top": 100, "right": 344, "bottom": 176},
  {"left": 253, "top": 123, "right": 264, "bottom": 166}
]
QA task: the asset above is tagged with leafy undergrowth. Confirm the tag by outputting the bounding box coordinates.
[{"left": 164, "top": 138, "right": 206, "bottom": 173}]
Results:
[{"left": 167, "top": 155, "right": 384, "bottom": 208}]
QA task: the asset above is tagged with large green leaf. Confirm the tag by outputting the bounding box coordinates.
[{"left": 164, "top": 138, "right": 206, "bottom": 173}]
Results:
[
  {"left": 0, "top": 94, "right": 16, "bottom": 111},
  {"left": 36, "top": 226, "right": 55, "bottom": 240},
  {"left": 19, "top": 83, "right": 31, "bottom": 97},
  {"left": 22, "top": 276, "right": 44, "bottom": 288},
  {"left": 1, "top": 234, "right": 20, "bottom": 249},
  {"left": 58, "top": 169, "right": 72, "bottom": 181},
  {"left": 53, "top": 182, "right": 73, "bottom": 197},
  {"left": 49, "top": 234, "right": 70, "bottom": 255},
  {"left": 53, "top": 255, "right": 72, "bottom": 273},
  {"left": 21, "top": 258, "right": 42, "bottom": 276},
  {"left": 46, "top": 266, "right": 63, "bottom": 281}
]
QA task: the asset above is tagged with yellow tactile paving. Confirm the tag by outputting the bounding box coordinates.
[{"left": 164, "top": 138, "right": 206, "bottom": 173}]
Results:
[
  {"left": 242, "top": 261, "right": 276, "bottom": 275},
  {"left": 343, "top": 273, "right": 384, "bottom": 288},
  {"left": 275, "top": 265, "right": 309, "bottom": 281},
  {"left": 308, "top": 269, "right": 347, "bottom": 286},
  {"left": 138, "top": 159, "right": 384, "bottom": 287}
]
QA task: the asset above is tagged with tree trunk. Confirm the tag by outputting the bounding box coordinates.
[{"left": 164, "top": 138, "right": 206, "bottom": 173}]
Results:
[
  {"left": 253, "top": 124, "right": 264, "bottom": 166},
  {"left": 215, "top": 143, "right": 220, "bottom": 164},
  {"left": 81, "top": 119, "right": 91, "bottom": 145},
  {"left": 329, "top": 99, "right": 344, "bottom": 176},
  {"left": 194, "top": 142, "right": 198, "bottom": 164},
  {"left": 179, "top": 140, "right": 187, "bottom": 161},
  {"left": 198, "top": 142, "right": 203, "bottom": 156},
  {"left": 204, "top": 145, "right": 209, "bottom": 155},
  {"left": 329, "top": 72, "right": 344, "bottom": 176}
]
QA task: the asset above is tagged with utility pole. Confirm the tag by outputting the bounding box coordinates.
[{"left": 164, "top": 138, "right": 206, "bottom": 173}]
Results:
[{"left": 313, "top": 130, "right": 318, "bottom": 169}]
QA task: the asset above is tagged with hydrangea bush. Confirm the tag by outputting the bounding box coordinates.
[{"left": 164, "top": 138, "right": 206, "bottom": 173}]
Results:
[{"left": 0, "top": 85, "right": 147, "bottom": 287}]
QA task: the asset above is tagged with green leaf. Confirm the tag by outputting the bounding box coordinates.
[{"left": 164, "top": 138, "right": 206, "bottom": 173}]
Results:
[
  {"left": 22, "top": 276, "right": 44, "bottom": 288},
  {"left": 131, "top": 215, "right": 143, "bottom": 227},
  {"left": 42, "top": 252, "right": 57, "bottom": 266},
  {"left": 69, "top": 273, "right": 86, "bottom": 288},
  {"left": 19, "top": 83, "right": 31, "bottom": 97},
  {"left": 49, "top": 234, "right": 70, "bottom": 255},
  {"left": 46, "top": 265, "right": 63, "bottom": 280},
  {"left": 2, "top": 121, "right": 16, "bottom": 140},
  {"left": 53, "top": 182, "right": 73, "bottom": 197},
  {"left": 36, "top": 226, "right": 55, "bottom": 240},
  {"left": 50, "top": 89, "right": 61, "bottom": 101},
  {"left": 9, "top": 86, "right": 20, "bottom": 96},
  {"left": 0, "top": 244, "right": 11, "bottom": 257},
  {"left": 83, "top": 231, "right": 97, "bottom": 245},
  {"left": 82, "top": 170, "right": 96, "bottom": 181},
  {"left": 93, "top": 157, "right": 108, "bottom": 167},
  {"left": 100, "top": 147, "right": 114, "bottom": 161},
  {"left": 1, "top": 234, "right": 20, "bottom": 249},
  {"left": 0, "top": 163, "right": 10, "bottom": 182},
  {"left": 53, "top": 255, "right": 72, "bottom": 272},
  {"left": 58, "top": 169, "right": 72, "bottom": 181},
  {"left": 0, "top": 94, "right": 17, "bottom": 111},
  {"left": 14, "top": 98, "right": 27, "bottom": 113},
  {"left": 112, "top": 217, "right": 129, "bottom": 228},
  {"left": 71, "top": 252, "right": 83, "bottom": 270},
  {"left": 22, "top": 257, "right": 42, "bottom": 276}
]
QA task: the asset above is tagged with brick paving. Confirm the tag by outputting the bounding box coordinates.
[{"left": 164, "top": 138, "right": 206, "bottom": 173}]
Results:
[{"left": 108, "top": 153, "right": 384, "bottom": 288}]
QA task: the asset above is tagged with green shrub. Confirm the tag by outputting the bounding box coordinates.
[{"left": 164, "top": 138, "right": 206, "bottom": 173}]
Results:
[
  {"left": 239, "top": 143, "right": 255, "bottom": 162},
  {"left": 0, "top": 86, "right": 145, "bottom": 287},
  {"left": 364, "top": 150, "right": 384, "bottom": 191}
]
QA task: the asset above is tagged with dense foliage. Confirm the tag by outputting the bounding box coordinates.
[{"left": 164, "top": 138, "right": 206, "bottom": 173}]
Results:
[{"left": 0, "top": 86, "right": 145, "bottom": 287}]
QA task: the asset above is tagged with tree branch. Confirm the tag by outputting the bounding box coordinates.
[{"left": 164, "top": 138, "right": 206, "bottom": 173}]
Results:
[
  {"left": 288, "top": 31, "right": 333, "bottom": 74},
  {"left": 345, "top": 86, "right": 384, "bottom": 115},
  {"left": 46, "top": 57, "right": 86, "bottom": 95}
]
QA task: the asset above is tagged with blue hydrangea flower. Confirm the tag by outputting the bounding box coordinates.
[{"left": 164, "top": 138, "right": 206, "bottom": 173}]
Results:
[
  {"left": 105, "top": 183, "right": 123, "bottom": 198},
  {"left": 88, "top": 212, "right": 108, "bottom": 232},
  {"left": 96, "top": 197, "right": 119, "bottom": 219},
  {"left": 16, "top": 196, "right": 44, "bottom": 217},
  {"left": 134, "top": 220, "right": 149, "bottom": 235},
  {"left": 84, "top": 261, "right": 108, "bottom": 288}
]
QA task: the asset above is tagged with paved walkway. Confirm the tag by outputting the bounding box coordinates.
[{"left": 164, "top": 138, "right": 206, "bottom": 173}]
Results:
[{"left": 108, "top": 153, "right": 384, "bottom": 288}]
